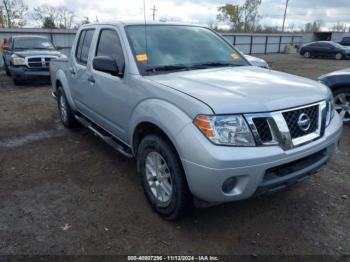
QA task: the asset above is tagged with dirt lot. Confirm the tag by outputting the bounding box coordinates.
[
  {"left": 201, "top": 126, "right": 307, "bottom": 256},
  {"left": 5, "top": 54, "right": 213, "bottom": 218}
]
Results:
[{"left": 0, "top": 54, "right": 349, "bottom": 256}]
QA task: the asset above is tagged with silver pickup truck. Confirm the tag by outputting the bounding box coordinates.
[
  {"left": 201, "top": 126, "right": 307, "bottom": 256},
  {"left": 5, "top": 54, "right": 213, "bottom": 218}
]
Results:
[{"left": 50, "top": 22, "right": 343, "bottom": 220}]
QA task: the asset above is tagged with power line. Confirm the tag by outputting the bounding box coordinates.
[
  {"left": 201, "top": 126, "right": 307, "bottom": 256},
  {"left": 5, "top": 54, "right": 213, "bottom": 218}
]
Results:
[
  {"left": 282, "top": 0, "right": 289, "bottom": 32},
  {"left": 151, "top": 4, "right": 157, "bottom": 21}
]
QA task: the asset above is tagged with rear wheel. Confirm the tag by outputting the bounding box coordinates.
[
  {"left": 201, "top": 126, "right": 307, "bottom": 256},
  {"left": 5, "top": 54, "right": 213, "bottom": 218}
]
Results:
[
  {"left": 137, "top": 134, "right": 193, "bottom": 220},
  {"left": 57, "top": 87, "right": 78, "bottom": 128},
  {"left": 304, "top": 51, "right": 311, "bottom": 58},
  {"left": 335, "top": 53, "right": 343, "bottom": 60},
  {"left": 333, "top": 87, "right": 350, "bottom": 125}
]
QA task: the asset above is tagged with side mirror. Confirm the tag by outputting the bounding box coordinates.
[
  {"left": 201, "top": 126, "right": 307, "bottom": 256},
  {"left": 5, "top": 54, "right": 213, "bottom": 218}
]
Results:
[{"left": 93, "top": 56, "right": 120, "bottom": 76}]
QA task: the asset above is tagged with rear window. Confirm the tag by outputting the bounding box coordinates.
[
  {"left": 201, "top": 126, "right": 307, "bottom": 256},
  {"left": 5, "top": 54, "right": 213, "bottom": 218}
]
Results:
[{"left": 75, "top": 29, "right": 95, "bottom": 65}]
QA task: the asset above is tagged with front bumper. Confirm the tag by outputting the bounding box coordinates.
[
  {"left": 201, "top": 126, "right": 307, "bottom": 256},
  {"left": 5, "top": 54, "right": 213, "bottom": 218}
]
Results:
[
  {"left": 9, "top": 66, "right": 50, "bottom": 80},
  {"left": 176, "top": 112, "right": 343, "bottom": 203}
]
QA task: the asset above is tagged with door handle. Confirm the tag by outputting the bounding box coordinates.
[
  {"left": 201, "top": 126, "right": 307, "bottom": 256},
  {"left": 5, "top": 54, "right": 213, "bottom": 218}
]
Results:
[
  {"left": 88, "top": 76, "right": 95, "bottom": 84},
  {"left": 69, "top": 67, "right": 76, "bottom": 75}
]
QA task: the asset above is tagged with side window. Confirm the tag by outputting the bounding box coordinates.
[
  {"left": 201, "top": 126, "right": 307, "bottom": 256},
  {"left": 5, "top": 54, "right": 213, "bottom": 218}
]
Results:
[
  {"left": 318, "top": 43, "right": 329, "bottom": 48},
  {"left": 75, "top": 30, "right": 86, "bottom": 62},
  {"left": 75, "top": 29, "right": 95, "bottom": 65},
  {"left": 96, "top": 29, "right": 125, "bottom": 72}
]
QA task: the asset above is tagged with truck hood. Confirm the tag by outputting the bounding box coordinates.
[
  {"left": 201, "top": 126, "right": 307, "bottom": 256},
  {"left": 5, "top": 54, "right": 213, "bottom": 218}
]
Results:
[
  {"left": 14, "top": 50, "right": 62, "bottom": 58},
  {"left": 147, "top": 66, "right": 329, "bottom": 114}
]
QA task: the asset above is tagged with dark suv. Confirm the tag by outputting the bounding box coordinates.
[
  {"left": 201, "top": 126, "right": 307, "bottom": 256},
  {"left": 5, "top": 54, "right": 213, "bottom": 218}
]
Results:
[
  {"left": 340, "top": 37, "right": 350, "bottom": 46},
  {"left": 2, "top": 35, "right": 64, "bottom": 85}
]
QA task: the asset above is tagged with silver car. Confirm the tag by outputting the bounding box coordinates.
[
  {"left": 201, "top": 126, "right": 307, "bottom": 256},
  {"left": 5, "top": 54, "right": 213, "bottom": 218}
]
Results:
[{"left": 50, "top": 22, "right": 342, "bottom": 219}]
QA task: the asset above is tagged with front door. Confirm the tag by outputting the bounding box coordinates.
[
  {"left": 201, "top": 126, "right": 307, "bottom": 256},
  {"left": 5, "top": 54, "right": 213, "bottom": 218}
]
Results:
[{"left": 84, "top": 27, "right": 131, "bottom": 142}]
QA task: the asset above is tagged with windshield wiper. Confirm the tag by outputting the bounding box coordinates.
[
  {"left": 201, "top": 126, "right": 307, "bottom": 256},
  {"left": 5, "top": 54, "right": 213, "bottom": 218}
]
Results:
[
  {"left": 145, "top": 65, "right": 190, "bottom": 73},
  {"left": 145, "top": 65, "right": 190, "bottom": 72},
  {"left": 192, "top": 62, "right": 241, "bottom": 68}
]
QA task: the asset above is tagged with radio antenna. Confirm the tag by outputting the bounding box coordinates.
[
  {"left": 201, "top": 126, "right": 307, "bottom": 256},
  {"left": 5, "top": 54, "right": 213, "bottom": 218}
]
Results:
[{"left": 143, "top": 0, "right": 148, "bottom": 64}]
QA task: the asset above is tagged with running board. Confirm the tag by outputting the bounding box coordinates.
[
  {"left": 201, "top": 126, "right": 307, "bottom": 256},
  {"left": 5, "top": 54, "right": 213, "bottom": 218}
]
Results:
[{"left": 74, "top": 114, "right": 133, "bottom": 158}]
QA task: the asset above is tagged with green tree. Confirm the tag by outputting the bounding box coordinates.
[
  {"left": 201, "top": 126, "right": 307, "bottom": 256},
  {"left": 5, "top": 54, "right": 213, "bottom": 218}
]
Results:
[
  {"left": 32, "top": 4, "right": 75, "bottom": 29},
  {"left": 217, "top": 4, "right": 243, "bottom": 32},
  {"left": 217, "top": 0, "right": 262, "bottom": 32},
  {"left": 0, "top": 7, "right": 6, "bottom": 27},
  {"left": 42, "top": 16, "right": 56, "bottom": 29},
  {"left": 1, "top": 0, "right": 28, "bottom": 28},
  {"left": 243, "top": 0, "right": 262, "bottom": 32}
]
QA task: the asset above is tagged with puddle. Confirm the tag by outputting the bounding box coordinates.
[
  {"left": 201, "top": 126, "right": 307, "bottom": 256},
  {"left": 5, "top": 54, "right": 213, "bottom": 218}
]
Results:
[{"left": 0, "top": 126, "right": 65, "bottom": 148}]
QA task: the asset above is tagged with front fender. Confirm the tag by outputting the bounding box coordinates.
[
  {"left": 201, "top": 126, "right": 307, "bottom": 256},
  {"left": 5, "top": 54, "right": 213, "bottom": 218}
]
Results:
[
  {"left": 129, "top": 98, "right": 194, "bottom": 156},
  {"left": 55, "top": 69, "right": 77, "bottom": 111}
]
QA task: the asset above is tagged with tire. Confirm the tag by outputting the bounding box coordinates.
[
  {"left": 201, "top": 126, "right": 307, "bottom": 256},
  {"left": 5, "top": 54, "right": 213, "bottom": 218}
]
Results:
[
  {"left": 335, "top": 53, "right": 343, "bottom": 60},
  {"left": 303, "top": 51, "right": 311, "bottom": 58},
  {"left": 12, "top": 77, "right": 23, "bottom": 86},
  {"left": 57, "top": 87, "right": 78, "bottom": 128},
  {"left": 333, "top": 87, "right": 350, "bottom": 125},
  {"left": 137, "top": 134, "right": 193, "bottom": 220}
]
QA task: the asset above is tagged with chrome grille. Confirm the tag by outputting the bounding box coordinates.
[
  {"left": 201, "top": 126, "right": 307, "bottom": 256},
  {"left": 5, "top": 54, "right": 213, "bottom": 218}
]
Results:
[
  {"left": 245, "top": 101, "right": 327, "bottom": 150},
  {"left": 253, "top": 118, "right": 272, "bottom": 143},
  {"left": 26, "top": 56, "right": 54, "bottom": 69},
  {"left": 283, "top": 105, "right": 319, "bottom": 139},
  {"left": 27, "top": 57, "right": 42, "bottom": 68}
]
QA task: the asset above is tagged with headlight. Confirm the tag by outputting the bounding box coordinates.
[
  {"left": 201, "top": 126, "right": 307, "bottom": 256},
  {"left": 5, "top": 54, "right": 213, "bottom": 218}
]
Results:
[
  {"left": 326, "top": 96, "right": 335, "bottom": 126},
  {"left": 193, "top": 114, "right": 256, "bottom": 146},
  {"left": 10, "top": 54, "right": 25, "bottom": 66}
]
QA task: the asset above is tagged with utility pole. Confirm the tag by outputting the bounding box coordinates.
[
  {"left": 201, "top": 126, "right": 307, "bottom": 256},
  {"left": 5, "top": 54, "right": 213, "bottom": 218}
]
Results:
[
  {"left": 282, "top": 0, "right": 289, "bottom": 32},
  {"left": 151, "top": 5, "right": 157, "bottom": 21}
]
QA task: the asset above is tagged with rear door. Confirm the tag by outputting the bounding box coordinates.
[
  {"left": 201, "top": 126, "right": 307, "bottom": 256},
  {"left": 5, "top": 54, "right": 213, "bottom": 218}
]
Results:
[
  {"left": 69, "top": 28, "right": 96, "bottom": 116},
  {"left": 82, "top": 26, "right": 131, "bottom": 141}
]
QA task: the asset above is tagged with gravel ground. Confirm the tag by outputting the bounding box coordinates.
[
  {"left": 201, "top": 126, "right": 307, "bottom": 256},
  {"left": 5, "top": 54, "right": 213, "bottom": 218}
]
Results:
[{"left": 0, "top": 54, "right": 349, "bottom": 256}]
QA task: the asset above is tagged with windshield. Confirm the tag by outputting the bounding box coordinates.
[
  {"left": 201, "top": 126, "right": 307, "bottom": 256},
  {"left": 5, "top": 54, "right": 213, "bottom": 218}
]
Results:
[
  {"left": 331, "top": 42, "right": 345, "bottom": 49},
  {"left": 125, "top": 25, "right": 248, "bottom": 74},
  {"left": 13, "top": 37, "right": 55, "bottom": 50}
]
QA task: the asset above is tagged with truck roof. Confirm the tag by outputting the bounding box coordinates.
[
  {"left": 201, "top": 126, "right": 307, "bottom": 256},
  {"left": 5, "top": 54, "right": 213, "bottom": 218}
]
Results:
[
  {"left": 80, "top": 21, "right": 205, "bottom": 28},
  {"left": 11, "top": 35, "right": 49, "bottom": 39}
]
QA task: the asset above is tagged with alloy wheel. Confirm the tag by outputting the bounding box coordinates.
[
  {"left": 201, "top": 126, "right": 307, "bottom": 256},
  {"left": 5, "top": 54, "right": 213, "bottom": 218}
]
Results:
[
  {"left": 334, "top": 92, "right": 350, "bottom": 123},
  {"left": 335, "top": 53, "right": 343, "bottom": 60},
  {"left": 145, "top": 151, "right": 173, "bottom": 206}
]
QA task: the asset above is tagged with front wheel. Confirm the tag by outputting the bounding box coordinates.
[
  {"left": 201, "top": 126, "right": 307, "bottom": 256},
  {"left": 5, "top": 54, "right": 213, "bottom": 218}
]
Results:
[
  {"left": 335, "top": 53, "right": 343, "bottom": 60},
  {"left": 137, "top": 134, "right": 193, "bottom": 220},
  {"left": 333, "top": 87, "right": 350, "bottom": 125},
  {"left": 57, "top": 87, "right": 78, "bottom": 128}
]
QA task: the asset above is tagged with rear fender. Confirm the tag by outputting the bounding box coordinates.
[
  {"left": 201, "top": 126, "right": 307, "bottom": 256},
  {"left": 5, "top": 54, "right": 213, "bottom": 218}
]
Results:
[{"left": 55, "top": 69, "right": 77, "bottom": 111}]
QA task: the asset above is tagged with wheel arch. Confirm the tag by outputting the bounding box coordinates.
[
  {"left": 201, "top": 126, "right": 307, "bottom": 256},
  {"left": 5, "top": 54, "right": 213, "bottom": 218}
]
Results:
[{"left": 54, "top": 69, "right": 77, "bottom": 111}]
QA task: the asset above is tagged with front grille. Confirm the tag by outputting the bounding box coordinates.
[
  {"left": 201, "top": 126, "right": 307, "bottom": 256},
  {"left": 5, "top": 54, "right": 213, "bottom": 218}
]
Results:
[
  {"left": 264, "top": 148, "right": 327, "bottom": 180},
  {"left": 27, "top": 57, "right": 53, "bottom": 69},
  {"left": 282, "top": 105, "right": 319, "bottom": 139},
  {"left": 28, "top": 57, "right": 42, "bottom": 68},
  {"left": 253, "top": 118, "right": 272, "bottom": 143}
]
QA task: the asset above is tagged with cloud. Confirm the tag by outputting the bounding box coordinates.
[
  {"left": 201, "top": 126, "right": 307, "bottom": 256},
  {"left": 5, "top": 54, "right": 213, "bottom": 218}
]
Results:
[{"left": 24, "top": 0, "right": 350, "bottom": 30}]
